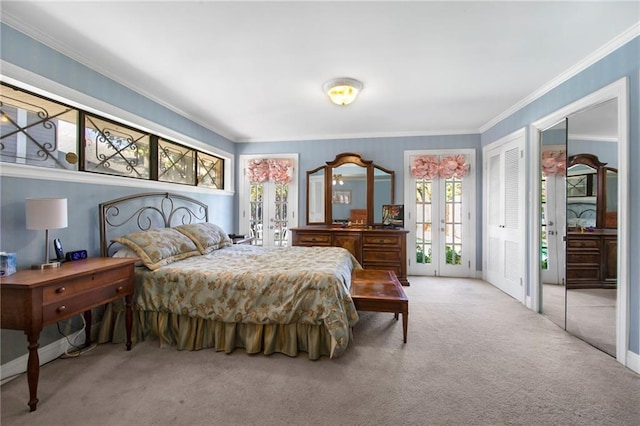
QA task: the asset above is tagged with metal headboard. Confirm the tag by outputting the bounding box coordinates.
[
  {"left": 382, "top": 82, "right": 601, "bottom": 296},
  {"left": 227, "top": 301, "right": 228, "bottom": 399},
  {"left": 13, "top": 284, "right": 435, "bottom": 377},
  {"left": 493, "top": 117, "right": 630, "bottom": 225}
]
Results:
[{"left": 99, "top": 192, "right": 209, "bottom": 257}]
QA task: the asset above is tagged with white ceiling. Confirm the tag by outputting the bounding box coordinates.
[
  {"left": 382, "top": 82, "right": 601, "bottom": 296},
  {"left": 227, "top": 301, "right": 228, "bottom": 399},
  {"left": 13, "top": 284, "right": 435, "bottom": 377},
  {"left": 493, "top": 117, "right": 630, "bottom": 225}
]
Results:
[{"left": 1, "top": 1, "right": 638, "bottom": 143}]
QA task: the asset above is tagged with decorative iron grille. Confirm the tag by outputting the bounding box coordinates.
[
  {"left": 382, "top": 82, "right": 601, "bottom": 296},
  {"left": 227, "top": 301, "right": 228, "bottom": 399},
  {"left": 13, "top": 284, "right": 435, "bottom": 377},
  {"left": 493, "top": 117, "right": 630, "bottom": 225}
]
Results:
[{"left": 0, "top": 85, "right": 79, "bottom": 170}]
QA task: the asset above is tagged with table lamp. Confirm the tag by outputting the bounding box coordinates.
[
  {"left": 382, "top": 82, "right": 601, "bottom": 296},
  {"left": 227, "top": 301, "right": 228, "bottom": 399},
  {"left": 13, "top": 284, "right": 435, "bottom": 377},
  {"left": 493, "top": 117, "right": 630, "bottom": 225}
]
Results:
[{"left": 26, "top": 197, "right": 68, "bottom": 269}]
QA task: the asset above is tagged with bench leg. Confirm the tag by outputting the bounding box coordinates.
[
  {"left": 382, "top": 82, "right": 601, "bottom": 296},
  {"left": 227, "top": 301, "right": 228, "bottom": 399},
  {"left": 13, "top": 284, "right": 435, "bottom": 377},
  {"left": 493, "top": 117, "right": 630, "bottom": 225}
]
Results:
[{"left": 402, "top": 308, "right": 408, "bottom": 344}]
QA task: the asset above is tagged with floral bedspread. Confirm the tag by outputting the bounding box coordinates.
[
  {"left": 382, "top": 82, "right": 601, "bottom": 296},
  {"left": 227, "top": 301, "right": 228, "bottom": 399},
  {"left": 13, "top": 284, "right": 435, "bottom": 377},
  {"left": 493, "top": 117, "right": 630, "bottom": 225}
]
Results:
[{"left": 133, "top": 245, "right": 361, "bottom": 357}]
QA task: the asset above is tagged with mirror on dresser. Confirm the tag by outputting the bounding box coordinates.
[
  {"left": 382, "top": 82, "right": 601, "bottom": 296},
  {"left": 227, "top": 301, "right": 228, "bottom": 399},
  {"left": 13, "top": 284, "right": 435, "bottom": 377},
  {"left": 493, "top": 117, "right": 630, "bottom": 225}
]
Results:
[
  {"left": 296, "top": 153, "right": 408, "bottom": 285},
  {"left": 306, "top": 152, "right": 395, "bottom": 226}
]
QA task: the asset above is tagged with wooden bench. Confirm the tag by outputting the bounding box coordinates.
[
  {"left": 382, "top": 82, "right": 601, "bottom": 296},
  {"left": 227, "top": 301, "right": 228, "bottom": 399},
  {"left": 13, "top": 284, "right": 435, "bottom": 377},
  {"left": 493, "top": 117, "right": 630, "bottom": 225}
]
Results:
[{"left": 350, "top": 269, "right": 408, "bottom": 343}]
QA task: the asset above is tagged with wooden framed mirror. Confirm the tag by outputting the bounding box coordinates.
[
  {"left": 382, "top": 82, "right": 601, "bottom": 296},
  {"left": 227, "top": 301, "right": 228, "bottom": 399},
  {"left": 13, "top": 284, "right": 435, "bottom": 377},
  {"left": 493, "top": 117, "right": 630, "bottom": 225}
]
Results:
[
  {"left": 305, "top": 152, "right": 395, "bottom": 226},
  {"left": 567, "top": 153, "right": 617, "bottom": 229}
]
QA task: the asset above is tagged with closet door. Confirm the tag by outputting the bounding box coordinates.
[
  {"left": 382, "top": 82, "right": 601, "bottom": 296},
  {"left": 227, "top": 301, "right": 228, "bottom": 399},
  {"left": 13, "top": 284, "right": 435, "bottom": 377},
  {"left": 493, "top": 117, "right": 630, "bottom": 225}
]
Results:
[{"left": 484, "top": 132, "right": 526, "bottom": 301}]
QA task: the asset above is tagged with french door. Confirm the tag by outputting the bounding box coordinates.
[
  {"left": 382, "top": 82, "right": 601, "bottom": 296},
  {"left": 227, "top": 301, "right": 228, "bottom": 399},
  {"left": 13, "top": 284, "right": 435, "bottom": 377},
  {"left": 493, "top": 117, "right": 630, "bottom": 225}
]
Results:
[
  {"left": 239, "top": 154, "right": 298, "bottom": 247},
  {"left": 405, "top": 150, "right": 475, "bottom": 277}
]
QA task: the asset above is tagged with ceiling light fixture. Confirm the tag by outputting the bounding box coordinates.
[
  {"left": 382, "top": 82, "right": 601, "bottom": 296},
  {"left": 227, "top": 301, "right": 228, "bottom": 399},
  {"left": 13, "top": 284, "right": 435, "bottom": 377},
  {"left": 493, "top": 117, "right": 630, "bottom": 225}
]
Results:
[{"left": 323, "top": 77, "right": 363, "bottom": 106}]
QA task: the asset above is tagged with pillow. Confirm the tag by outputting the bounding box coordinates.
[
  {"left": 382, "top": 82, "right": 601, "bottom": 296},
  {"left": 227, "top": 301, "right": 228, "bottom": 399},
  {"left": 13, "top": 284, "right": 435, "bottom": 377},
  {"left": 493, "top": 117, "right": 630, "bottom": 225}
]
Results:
[
  {"left": 174, "top": 222, "right": 232, "bottom": 254},
  {"left": 112, "top": 228, "right": 200, "bottom": 270},
  {"left": 112, "top": 247, "right": 143, "bottom": 267}
]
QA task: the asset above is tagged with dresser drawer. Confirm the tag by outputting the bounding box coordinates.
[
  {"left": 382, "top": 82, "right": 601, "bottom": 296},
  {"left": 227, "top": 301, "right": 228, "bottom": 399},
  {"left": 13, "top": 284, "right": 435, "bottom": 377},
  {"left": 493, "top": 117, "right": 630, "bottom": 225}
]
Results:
[
  {"left": 42, "top": 265, "right": 132, "bottom": 303},
  {"left": 567, "top": 252, "right": 600, "bottom": 265},
  {"left": 567, "top": 267, "right": 600, "bottom": 280},
  {"left": 43, "top": 278, "right": 132, "bottom": 323},
  {"left": 566, "top": 238, "right": 599, "bottom": 249},
  {"left": 363, "top": 234, "right": 401, "bottom": 247},
  {"left": 363, "top": 249, "right": 401, "bottom": 263},
  {"left": 295, "top": 233, "right": 332, "bottom": 246}
]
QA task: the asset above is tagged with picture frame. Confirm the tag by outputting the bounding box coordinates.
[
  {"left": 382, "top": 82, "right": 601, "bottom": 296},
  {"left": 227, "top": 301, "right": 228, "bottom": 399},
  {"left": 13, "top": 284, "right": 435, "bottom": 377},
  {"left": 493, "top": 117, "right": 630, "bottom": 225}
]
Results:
[
  {"left": 382, "top": 204, "right": 404, "bottom": 228},
  {"left": 332, "top": 190, "right": 351, "bottom": 204}
]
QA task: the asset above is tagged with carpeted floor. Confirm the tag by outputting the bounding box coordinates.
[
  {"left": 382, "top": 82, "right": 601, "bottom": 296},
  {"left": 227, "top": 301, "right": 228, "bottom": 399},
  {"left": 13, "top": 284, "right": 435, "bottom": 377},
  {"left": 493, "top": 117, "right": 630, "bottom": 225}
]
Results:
[{"left": 2, "top": 276, "right": 639, "bottom": 425}]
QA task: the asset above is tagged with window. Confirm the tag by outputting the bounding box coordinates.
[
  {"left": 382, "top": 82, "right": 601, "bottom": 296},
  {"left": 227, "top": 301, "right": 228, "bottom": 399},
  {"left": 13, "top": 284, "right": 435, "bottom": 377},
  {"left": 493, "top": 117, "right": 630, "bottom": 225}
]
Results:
[
  {"left": 0, "top": 82, "right": 226, "bottom": 189},
  {"left": 158, "top": 138, "right": 195, "bottom": 185},
  {"left": 197, "top": 151, "right": 224, "bottom": 189},
  {"left": 0, "top": 84, "right": 79, "bottom": 170},
  {"left": 84, "top": 113, "right": 151, "bottom": 179}
]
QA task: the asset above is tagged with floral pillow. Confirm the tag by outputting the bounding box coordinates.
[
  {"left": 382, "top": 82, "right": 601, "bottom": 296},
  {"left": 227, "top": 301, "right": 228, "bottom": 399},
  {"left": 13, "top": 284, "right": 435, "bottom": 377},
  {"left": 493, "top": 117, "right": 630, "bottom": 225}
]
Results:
[
  {"left": 174, "top": 222, "right": 232, "bottom": 254},
  {"left": 113, "top": 228, "right": 200, "bottom": 270},
  {"left": 112, "top": 246, "right": 143, "bottom": 267}
]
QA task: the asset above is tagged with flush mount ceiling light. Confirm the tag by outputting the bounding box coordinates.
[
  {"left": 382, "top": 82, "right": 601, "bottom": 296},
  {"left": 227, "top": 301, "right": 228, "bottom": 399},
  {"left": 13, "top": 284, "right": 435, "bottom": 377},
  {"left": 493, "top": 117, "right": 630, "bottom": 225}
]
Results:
[{"left": 323, "top": 77, "right": 363, "bottom": 106}]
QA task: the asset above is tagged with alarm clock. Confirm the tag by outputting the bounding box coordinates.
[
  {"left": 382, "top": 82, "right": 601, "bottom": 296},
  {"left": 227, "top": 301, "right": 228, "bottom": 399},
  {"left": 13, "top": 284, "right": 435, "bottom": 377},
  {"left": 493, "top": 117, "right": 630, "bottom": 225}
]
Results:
[{"left": 65, "top": 250, "right": 88, "bottom": 261}]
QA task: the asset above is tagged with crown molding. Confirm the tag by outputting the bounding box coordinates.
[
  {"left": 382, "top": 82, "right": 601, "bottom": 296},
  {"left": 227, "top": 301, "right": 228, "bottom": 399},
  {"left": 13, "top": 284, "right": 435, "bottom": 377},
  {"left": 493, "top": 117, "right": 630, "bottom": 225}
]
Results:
[
  {"left": 480, "top": 23, "right": 639, "bottom": 134},
  {"left": 568, "top": 134, "right": 618, "bottom": 143},
  {"left": 236, "top": 128, "right": 479, "bottom": 143}
]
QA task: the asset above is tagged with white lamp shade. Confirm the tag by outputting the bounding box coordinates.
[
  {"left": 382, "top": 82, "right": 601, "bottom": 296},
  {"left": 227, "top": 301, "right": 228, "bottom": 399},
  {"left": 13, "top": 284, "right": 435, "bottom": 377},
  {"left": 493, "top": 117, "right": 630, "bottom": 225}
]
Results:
[{"left": 26, "top": 198, "right": 68, "bottom": 230}]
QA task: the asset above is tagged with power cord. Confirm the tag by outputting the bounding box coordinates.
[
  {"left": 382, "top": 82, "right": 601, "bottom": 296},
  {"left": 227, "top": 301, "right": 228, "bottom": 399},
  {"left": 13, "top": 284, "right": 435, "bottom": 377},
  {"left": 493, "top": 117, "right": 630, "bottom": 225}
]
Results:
[{"left": 57, "top": 314, "right": 98, "bottom": 358}]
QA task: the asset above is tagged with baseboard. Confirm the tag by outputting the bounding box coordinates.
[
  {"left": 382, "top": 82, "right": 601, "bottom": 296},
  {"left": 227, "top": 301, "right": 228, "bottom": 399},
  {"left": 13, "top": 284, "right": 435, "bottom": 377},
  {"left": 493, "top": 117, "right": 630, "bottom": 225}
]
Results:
[
  {"left": 626, "top": 350, "right": 640, "bottom": 374},
  {"left": 0, "top": 329, "right": 85, "bottom": 383}
]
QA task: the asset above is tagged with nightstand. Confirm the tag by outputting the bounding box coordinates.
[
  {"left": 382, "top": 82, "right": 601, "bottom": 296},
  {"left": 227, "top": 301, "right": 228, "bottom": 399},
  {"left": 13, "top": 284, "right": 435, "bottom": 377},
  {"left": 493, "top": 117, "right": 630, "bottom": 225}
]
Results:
[{"left": 0, "top": 257, "right": 138, "bottom": 412}]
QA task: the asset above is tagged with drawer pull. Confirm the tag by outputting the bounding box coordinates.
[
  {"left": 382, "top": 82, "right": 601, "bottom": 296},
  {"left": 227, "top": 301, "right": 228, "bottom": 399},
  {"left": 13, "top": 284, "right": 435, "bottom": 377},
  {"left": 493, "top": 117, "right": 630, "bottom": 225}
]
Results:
[
  {"left": 116, "top": 286, "right": 124, "bottom": 293},
  {"left": 57, "top": 305, "right": 67, "bottom": 313},
  {"left": 311, "top": 238, "right": 317, "bottom": 242},
  {"left": 56, "top": 287, "right": 66, "bottom": 294}
]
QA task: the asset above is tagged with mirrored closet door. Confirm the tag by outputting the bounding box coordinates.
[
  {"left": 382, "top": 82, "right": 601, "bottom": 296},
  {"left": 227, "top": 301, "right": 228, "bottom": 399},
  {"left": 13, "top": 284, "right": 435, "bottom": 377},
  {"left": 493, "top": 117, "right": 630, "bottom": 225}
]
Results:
[
  {"left": 539, "top": 119, "right": 567, "bottom": 330},
  {"left": 538, "top": 100, "right": 618, "bottom": 357},
  {"left": 565, "top": 100, "right": 618, "bottom": 356}
]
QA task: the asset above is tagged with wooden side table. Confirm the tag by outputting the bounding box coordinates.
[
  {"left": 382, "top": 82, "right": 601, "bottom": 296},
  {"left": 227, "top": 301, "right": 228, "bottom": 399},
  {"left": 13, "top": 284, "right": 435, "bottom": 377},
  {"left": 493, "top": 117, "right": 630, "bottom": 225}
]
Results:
[{"left": 0, "top": 257, "right": 138, "bottom": 412}]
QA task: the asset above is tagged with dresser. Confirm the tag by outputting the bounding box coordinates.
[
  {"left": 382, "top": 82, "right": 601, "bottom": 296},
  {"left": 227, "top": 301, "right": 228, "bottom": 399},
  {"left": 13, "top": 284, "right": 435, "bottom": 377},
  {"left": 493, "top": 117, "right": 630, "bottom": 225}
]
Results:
[
  {"left": 291, "top": 226, "right": 409, "bottom": 285},
  {"left": 566, "top": 229, "right": 617, "bottom": 289},
  {"left": 0, "top": 257, "right": 138, "bottom": 411}
]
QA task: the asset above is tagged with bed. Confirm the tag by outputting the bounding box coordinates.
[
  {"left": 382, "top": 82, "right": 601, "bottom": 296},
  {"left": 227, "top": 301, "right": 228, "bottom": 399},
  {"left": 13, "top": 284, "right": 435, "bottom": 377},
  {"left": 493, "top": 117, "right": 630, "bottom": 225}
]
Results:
[
  {"left": 97, "top": 192, "right": 360, "bottom": 359},
  {"left": 567, "top": 198, "right": 597, "bottom": 228}
]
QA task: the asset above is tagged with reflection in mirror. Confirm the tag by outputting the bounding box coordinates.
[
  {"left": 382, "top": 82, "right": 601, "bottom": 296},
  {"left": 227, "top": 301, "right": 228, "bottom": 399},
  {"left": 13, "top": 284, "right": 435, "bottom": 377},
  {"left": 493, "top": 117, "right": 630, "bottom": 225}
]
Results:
[
  {"left": 540, "top": 119, "right": 567, "bottom": 330},
  {"left": 373, "top": 166, "right": 393, "bottom": 223},
  {"left": 566, "top": 99, "right": 618, "bottom": 357},
  {"left": 331, "top": 163, "right": 367, "bottom": 223},
  {"left": 307, "top": 167, "right": 326, "bottom": 224},
  {"left": 605, "top": 168, "right": 617, "bottom": 227},
  {"left": 567, "top": 163, "right": 597, "bottom": 229}
]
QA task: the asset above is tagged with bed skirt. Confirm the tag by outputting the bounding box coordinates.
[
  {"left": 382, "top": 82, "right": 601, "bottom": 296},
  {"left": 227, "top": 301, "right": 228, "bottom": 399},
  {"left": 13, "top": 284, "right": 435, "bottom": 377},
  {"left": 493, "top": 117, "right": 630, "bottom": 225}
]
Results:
[{"left": 97, "top": 301, "right": 337, "bottom": 360}]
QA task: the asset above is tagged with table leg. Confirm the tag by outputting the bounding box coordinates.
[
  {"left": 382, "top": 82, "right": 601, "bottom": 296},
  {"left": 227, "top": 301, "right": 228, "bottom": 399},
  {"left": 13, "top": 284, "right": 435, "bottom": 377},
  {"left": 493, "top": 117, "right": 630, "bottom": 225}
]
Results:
[
  {"left": 25, "top": 331, "right": 40, "bottom": 412},
  {"left": 125, "top": 294, "right": 132, "bottom": 351}
]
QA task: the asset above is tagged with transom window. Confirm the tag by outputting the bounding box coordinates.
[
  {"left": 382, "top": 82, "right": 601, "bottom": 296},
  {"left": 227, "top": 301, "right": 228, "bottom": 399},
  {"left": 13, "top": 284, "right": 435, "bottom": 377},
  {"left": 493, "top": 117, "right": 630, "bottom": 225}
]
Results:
[{"left": 0, "top": 82, "right": 225, "bottom": 189}]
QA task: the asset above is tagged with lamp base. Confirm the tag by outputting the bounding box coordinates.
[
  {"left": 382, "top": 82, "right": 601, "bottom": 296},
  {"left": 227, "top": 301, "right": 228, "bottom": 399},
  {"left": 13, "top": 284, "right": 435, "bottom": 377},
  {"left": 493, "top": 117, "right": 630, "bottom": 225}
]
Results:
[{"left": 31, "top": 261, "right": 61, "bottom": 270}]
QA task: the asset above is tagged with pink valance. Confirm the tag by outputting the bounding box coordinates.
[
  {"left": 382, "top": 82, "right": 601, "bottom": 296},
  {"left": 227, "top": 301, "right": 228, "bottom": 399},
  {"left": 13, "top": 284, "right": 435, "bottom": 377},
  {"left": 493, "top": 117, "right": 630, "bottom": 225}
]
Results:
[
  {"left": 246, "top": 158, "right": 292, "bottom": 184},
  {"left": 411, "top": 154, "right": 469, "bottom": 180},
  {"left": 541, "top": 150, "right": 566, "bottom": 177}
]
